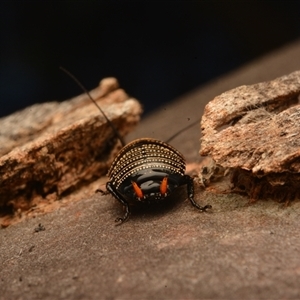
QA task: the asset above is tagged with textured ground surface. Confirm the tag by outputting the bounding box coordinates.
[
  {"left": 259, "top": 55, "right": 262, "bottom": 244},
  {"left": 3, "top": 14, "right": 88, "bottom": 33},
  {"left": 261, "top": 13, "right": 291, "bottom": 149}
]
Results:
[{"left": 1, "top": 39, "right": 300, "bottom": 300}]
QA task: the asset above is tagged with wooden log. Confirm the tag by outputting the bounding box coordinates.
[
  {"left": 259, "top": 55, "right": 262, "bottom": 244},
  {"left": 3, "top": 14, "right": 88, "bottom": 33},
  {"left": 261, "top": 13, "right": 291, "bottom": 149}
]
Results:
[
  {"left": 200, "top": 71, "right": 300, "bottom": 201},
  {"left": 0, "top": 78, "right": 142, "bottom": 215}
]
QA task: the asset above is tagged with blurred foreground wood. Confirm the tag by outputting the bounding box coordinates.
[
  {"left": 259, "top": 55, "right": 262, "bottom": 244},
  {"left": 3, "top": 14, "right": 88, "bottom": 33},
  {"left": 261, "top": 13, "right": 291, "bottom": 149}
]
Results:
[{"left": 0, "top": 78, "right": 142, "bottom": 226}]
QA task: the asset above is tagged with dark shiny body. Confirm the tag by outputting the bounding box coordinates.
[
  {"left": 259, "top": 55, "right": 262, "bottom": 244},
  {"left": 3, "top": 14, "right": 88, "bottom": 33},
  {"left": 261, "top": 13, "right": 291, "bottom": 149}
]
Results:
[{"left": 106, "top": 138, "right": 211, "bottom": 223}]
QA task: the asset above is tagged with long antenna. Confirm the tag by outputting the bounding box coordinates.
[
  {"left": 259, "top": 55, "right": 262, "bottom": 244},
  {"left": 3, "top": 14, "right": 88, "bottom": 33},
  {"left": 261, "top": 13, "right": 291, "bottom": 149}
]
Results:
[
  {"left": 60, "top": 67, "right": 125, "bottom": 147},
  {"left": 165, "top": 118, "right": 200, "bottom": 143}
]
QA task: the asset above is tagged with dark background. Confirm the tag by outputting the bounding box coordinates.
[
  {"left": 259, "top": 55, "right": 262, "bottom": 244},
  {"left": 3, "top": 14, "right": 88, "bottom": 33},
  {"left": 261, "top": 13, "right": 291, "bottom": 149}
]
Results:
[{"left": 1, "top": 1, "right": 300, "bottom": 118}]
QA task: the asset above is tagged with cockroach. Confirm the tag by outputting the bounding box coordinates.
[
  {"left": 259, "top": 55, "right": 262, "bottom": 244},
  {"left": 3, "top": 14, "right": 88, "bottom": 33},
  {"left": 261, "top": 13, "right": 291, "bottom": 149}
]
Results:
[{"left": 61, "top": 67, "right": 211, "bottom": 224}]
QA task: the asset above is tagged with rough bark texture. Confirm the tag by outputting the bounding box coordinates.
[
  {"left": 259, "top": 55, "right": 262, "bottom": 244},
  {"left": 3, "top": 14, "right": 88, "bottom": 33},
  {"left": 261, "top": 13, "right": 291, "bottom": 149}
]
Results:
[
  {"left": 0, "top": 78, "right": 142, "bottom": 222},
  {"left": 200, "top": 71, "right": 300, "bottom": 200}
]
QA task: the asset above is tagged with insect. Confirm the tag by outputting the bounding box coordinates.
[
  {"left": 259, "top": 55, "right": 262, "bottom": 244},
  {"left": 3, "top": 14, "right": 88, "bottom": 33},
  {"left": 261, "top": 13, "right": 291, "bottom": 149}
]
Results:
[{"left": 61, "top": 67, "right": 212, "bottom": 224}]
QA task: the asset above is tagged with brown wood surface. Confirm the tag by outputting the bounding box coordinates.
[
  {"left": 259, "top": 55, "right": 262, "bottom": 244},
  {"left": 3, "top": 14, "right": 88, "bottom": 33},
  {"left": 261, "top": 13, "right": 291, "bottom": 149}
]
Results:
[
  {"left": 0, "top": 78, "right": 142, "bottom": 223},
  {"left": 1, "top": 40, "right": 300, "bottom": 300}
]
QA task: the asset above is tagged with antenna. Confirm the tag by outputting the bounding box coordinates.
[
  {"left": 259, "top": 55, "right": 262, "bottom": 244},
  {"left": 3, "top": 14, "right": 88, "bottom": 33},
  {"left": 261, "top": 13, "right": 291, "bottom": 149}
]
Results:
[
  {"left": 165, "top": 118, "right": 200, "bottom": 143},
  {"left": 60, "top": 67, "right": 125, "bottom": 147}
]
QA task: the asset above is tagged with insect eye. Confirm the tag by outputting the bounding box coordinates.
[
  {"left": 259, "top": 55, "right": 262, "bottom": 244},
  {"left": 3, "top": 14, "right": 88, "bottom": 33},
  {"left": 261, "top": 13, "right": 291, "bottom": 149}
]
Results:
[
  {"left": 160, "top": 177, "right": 168, "bottom": 195},
  {"left": 131, "top": 181, "right": 144, "bottom": 199}
]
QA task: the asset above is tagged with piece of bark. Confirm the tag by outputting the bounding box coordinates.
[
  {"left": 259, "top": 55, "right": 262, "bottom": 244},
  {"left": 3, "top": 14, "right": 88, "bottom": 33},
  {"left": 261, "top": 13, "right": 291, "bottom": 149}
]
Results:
[
  {"left": 200, "top": 70, "right": 300, "bottom": 200},
  {"left": 0, "top": 78, "right": 142, "bottom": 216}
]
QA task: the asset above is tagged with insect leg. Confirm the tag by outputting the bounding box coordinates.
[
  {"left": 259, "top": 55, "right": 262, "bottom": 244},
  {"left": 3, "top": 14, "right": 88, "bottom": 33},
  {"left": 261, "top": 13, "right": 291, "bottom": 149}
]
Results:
[
  {"left": 183, "top": 175, "right": 212, "bottom": 211},
  {"left": 106, "top": 182, "right": 131, "bottom": 224},
  {"left": 95, "top": 188, "right": 110, "bottom": 195}
]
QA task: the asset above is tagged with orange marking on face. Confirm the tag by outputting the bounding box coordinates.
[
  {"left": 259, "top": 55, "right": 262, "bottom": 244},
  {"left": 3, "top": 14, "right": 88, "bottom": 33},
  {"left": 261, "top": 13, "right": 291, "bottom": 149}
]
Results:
[
  {"left": 131, "top": 181, "right": 144, "bottom": 199},
  {"left": 160, "top": 177, "right": 168, "bottom": 195}
]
